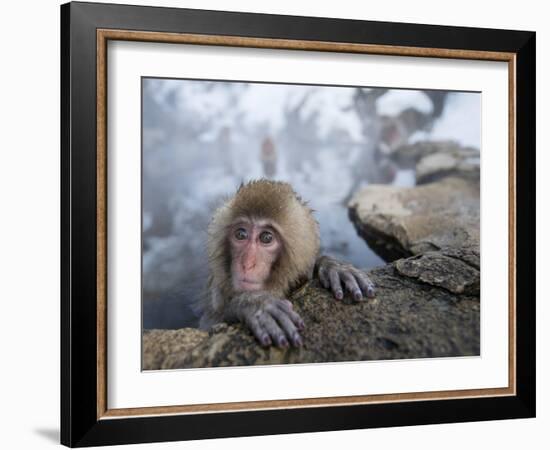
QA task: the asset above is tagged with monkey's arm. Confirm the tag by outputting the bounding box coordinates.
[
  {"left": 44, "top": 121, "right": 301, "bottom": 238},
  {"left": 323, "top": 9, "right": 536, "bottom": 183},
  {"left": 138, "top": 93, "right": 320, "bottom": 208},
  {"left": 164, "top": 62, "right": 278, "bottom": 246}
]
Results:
[
  {"left": 224, "top": 292, "right": 305, "bottom": 348},
  {"left": 315, "top": 255, "right": 376, "bottom": 301}
]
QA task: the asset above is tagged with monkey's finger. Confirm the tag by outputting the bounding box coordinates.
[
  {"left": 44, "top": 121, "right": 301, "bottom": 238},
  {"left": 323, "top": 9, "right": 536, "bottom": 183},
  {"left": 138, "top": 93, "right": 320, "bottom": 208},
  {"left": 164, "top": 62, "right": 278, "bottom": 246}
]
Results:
[
  {"left": 259, "top": 314, "right": 289, "bottom": 349},
  {"left": 318, "top": 266, "right": 330, "bottom": 289},
  {"left": 328, "top": 269, "right": 344, "bottom": 300},
  {"left": 341, "top": 272, "right": 363, "bottom": 301},
  {"left": 355, "top": 272, "right": 376, "bottom": 298},
  {"left": 276, "top": 300, "right": 305, "bottom": 330},
  {"left": 245, "top": 315, "right": 272, "bottom": 347},
  {"left": 282, "top": 299, "right": 294, "bottom": 310},
  {"left": 270, "top": 307, "right": 303, "bottom": 347}
]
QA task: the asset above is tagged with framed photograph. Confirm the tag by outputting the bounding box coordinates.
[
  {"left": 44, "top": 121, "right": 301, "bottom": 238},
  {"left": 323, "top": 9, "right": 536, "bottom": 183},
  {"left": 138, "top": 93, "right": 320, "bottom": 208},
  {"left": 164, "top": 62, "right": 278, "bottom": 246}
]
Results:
[{"left": 61, "top": 1, "right": 535, "bottom": 447}]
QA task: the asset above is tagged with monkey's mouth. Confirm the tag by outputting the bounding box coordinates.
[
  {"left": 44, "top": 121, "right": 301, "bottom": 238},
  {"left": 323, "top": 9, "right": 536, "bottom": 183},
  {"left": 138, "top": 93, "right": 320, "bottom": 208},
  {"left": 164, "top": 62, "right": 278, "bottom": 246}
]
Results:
[{"left": 237, "top": 279, "right": 263, "bottom": 290}]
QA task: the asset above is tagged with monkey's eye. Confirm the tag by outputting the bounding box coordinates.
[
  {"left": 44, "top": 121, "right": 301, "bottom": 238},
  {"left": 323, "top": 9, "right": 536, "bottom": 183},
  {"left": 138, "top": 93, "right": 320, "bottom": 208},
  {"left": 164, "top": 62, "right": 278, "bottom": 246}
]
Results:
[
  {"left": 259, "top": 231, "right": 273, "bottom": 244},
  {"left": 234, "top": 228, "right": 248, "bottom": 240}
]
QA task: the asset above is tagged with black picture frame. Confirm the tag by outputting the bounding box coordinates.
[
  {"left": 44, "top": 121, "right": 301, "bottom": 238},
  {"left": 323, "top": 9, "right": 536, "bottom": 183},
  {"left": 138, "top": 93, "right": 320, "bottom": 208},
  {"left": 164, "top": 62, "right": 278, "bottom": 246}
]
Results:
[{"left": 61, "top": 1, "right": 535, "bottom": 447}]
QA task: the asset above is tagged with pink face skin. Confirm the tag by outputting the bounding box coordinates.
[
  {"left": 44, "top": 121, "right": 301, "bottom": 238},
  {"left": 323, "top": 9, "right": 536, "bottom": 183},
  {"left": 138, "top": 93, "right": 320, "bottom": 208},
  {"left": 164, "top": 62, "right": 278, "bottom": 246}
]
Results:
[{"left": 229, "top": 219, "right": 282, "bottom": 292}]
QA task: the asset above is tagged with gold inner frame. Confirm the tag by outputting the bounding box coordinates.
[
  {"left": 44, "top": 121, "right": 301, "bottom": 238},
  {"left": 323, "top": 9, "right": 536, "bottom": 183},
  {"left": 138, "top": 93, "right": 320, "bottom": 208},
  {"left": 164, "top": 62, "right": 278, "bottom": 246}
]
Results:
[{"left": 96, "top": 29, "right": 517, "bottom": 420}]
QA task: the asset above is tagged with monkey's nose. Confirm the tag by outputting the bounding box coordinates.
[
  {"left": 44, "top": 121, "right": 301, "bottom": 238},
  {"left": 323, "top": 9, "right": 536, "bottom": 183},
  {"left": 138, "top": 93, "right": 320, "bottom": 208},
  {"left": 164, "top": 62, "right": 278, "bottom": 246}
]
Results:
[
  {"left": 243, "top": 261, "right": 256, "bottom": 271},
  {"left": 242, "top": 254, "right": 257, "bottom": 271}
]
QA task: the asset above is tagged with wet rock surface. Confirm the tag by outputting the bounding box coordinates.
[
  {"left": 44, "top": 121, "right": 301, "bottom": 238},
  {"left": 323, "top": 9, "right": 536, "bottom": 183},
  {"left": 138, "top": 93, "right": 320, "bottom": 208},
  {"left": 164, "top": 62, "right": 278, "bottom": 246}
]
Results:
[
  {"left": 142, "top": 328, "right": 208, "bottom": 370},
  {"left": 395, "top": 252, "right": 479, "bottom": 296},
  {"left": 143, "top": 261, "right": 480, "bottom": 370}
]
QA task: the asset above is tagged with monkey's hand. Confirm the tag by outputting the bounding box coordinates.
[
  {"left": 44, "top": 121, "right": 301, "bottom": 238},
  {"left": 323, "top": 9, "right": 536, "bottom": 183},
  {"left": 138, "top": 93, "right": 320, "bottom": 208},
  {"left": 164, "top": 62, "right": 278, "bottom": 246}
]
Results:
[
  {"left": 315, "top": 255, "right": 376, "bottom": 301},
  {"left": 227, "top": 292, "right": 305, "bottom": 348}
]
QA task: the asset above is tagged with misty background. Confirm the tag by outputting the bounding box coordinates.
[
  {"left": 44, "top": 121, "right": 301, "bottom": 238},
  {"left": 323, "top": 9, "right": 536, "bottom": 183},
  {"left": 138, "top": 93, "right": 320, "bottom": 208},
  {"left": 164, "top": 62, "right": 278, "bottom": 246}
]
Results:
[{"left": 142, "top": 78, "right": 480, "bottom": 329}]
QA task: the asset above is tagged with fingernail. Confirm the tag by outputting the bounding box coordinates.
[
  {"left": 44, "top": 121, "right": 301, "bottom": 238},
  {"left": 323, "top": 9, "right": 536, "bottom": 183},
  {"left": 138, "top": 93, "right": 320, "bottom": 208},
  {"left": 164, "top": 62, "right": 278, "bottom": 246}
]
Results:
[
  {"left": 279, "top": 337, "right": 289, "bottom": 348},
  {"left": 336, "top": 291, "right": 343, "bottom": 300},
  {"left": 368, "top": 287, "right": 375, "bottom": 297},
  {"left": 293, "top": 334, "right": 303, "bottom": 347},
  {"left": 262, "top": 335, "right": 271, "bottom": 346},
  {"left": 355, "top": 291, "right": 363, "bottom": 301},
  {"left": 299, "top": 320, "right": 305, "bottom": 330}
]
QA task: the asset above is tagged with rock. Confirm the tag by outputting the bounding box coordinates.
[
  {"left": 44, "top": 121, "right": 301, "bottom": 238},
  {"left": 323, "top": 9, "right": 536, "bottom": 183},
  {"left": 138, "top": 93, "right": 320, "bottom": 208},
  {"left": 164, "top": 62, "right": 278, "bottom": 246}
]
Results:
[
  {"left": 389, "top": 140, "right": 480, "bottom": 184},
  {"left": 143, "top": 258, "right": 480, "bottom": 370},
  {"left": 395, "top": 252, "right": 479, "bottom": 295},
  {"left": 416, "top": 152, "right": 480, "bottom": 184},
  {"left": 143, "top": 328, "right": 208, "bottom": 370},
  {"left": 348, "top": 177, "right": 479, "bottom": 262},
  {"left": 391, "top": 140, "right": 478, "bottom": 162}
]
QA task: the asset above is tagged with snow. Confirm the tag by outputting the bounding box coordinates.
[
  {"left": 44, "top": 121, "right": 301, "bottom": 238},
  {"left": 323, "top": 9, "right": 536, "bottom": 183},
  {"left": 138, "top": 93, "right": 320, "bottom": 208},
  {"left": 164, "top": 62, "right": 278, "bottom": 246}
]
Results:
[
  {"left": 430, "top": 92, "right": 481, "bottom": 148},
  {"left": 377, "top": 89, "right": 433, "bottom": 116}
]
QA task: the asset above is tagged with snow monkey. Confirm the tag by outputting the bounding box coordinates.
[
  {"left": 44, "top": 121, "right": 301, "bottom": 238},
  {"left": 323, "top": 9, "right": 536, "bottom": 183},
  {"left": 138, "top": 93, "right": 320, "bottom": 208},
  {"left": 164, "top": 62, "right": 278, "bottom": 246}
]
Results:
[{"left": 199, "top": 180, "right": 376, "bottom": 348}]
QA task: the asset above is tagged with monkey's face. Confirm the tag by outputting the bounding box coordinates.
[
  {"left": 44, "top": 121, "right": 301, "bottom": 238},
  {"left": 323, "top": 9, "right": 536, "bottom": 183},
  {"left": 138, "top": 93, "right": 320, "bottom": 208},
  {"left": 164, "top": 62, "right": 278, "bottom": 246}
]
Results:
[{"left": 229, "top": 218, "right": 281, "bottom": 292}]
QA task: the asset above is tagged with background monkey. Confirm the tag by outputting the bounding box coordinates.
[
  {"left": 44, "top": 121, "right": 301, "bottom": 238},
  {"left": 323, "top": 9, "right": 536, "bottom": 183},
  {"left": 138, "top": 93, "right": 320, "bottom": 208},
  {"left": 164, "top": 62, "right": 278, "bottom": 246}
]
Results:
[
  {"left": 199, "top": 180, "right": 376, "bottom": 348},
  {"left": 260, "top": 136, "right": 277, "bottom": 178}
]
